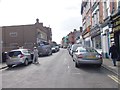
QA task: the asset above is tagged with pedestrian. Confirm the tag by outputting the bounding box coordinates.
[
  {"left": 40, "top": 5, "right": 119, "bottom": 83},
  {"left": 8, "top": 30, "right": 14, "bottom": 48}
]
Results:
[
  {"left": 109, "top": 43, "right": 118, "bottom": 66},
  {"left": 33, "top": 47, "right": 39, "bottom": 64}
]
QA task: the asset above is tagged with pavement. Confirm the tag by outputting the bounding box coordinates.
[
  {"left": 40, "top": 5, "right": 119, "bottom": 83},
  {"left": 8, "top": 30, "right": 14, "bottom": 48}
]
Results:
[
  {"left": 102, "top": 58, "right": 120, "bottom": 76},
  {"left": 0, "top": 58, "right": 119, "bottom": 76}
]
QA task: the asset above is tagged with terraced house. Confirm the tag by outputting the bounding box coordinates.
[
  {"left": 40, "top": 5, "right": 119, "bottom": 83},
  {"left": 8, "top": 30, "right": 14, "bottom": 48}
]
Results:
[
  {"left": 0, "top": 27, "right": 2, "bottom": 63},
  {"left": 81, "top": 0, "right": 120, "bottom": 58}
]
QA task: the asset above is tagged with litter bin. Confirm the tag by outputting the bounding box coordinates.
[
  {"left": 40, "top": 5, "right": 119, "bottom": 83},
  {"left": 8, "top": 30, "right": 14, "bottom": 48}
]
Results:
[{"left": 2, "top": 52, "right": 7, "bottom": 62}]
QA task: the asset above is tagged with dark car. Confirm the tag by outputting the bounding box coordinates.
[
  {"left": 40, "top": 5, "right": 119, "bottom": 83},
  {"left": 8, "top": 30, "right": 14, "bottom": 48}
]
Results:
[{"left": 37, "top": 41, "right": 52, "bottom": 56}]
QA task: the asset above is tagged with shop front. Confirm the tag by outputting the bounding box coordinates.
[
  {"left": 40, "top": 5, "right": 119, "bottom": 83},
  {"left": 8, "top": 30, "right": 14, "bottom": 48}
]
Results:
[
  {"left": 90, "top": 25, "right": 102, "bottom": 49},
  {"left": 90, "top": 26, "right": 102, "bottom": 55},
  {"left": 112, "top": 12, "right": 120, "bottom": 54},
  {"left": 82, "top": 26, "right": 92, "bottom": 47}
]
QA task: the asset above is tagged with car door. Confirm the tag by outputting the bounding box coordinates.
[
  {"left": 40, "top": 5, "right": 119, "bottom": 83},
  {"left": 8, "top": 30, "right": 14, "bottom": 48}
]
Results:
[{"left": 22, "top": 50, "right": 31, "bottom": 62}]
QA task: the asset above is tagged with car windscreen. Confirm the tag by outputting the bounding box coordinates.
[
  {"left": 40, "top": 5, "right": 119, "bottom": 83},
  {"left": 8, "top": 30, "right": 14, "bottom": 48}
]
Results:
[{"left": 8, "top": 51, "right": 22, "bottom": 57}]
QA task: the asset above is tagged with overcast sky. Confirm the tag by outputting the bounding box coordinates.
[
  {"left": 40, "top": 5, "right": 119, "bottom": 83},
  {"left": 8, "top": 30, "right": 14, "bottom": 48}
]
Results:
[{"left": 0, "top": 0, "right": 82, "bottom": 44}]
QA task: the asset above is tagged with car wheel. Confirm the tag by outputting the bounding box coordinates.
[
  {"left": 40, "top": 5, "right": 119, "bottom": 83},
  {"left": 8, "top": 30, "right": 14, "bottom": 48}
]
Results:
[
  {"left": 24, "top": 59, "right": 28, "bottom": 66},
  {"left": 97, "top": 64, "right": 101, "bottom": 67},
  {"left": 71, "top": 54, "right": 73, "bottom": 57},
  {"left": 73, "top": 58, "right": 75, "bottom": 62},
  {"left": 48, "top": 51, "right": 52, "bottom": 56},
  {"left": 50, "top": 51, "right": 52, "bottom": 55},
  {"left": 7, "top": 65, "right": 12, "bottom": 68},
  {"left": 75, "top": 62, "right": 79, "bottom": 68}
]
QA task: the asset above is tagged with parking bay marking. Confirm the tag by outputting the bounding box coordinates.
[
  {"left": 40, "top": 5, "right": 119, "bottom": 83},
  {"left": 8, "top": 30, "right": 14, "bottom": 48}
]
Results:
[{"left": 108, "top": 75, "right": 120, "bottom": 84}]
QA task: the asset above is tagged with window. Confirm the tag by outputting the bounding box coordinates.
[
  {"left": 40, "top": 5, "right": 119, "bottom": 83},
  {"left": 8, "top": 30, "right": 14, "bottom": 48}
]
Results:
[
  {"left": 8, "top": 51, "right": 22, "bottom": 57},
  {"left": 104, "top": 1, "right": 108, "bottom": 19},
  {"left": 9, "top": 32, "right": 17, "bottom": 37},
  {"left": 118, "top": 0, "right": 120, "bottom": 10}
]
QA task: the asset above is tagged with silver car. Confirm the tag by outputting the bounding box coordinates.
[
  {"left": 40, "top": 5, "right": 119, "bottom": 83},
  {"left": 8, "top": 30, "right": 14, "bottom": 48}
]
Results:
[
  {"left": 69, "top": 44, "right": 82, "bottom": 57},
  {"left": 6, "top": 49, "right": 33, "bottom": 67},
  {"left": 73, "top": 47, "right": 103, "bottom": 68}
]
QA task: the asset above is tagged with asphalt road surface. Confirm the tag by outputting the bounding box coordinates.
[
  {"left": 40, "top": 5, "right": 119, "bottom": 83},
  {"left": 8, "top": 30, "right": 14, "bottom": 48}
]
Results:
[{"left": 1, "top": 49, "right": 119, "bottom": 88}]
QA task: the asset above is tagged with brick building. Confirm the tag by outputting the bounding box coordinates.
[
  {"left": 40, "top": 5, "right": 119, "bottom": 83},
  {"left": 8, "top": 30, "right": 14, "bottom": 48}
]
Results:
[
  {"left": 0, "top": 27, "right": 2, "bottom": 62},
  {"left": 2, "top": 19, "right": 52, "bottom": 52}
]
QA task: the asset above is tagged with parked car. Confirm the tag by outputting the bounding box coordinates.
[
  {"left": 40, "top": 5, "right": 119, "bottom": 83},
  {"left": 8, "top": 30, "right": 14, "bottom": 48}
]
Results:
[
  {"left": 55, "top": 45, "right": 60, "bottom": 51},
  {"left": 51, "top": 45, "right": 60, "bottom": 53},
  {"left": 67, "top": 44, "right": 72, "bottom": 53},
  {"left": 69, "top": 44, "right": 82, "bottom": 57},
  {"left": 52, "top": 46, "right": 57, "bottom": 53},
  {"left": 37, "top": 41, "right": 52, "bottom": 56},
  {"left": 6, "top": 49, "right": 33, "bottom": 67},
  {"left": 73, "top": 47, "right": 102, "bottom": 68}
]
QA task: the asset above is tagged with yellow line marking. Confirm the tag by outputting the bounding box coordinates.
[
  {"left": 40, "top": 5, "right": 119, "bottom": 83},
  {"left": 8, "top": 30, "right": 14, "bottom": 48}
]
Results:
[
  {"left": 111, "top": 75, "right": 120, "bottom": 82},
  {"left": 108, "top": 75, "right": 120, "bottom": 84}
]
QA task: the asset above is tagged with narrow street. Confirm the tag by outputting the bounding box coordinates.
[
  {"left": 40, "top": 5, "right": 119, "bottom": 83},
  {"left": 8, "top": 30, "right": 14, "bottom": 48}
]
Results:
[{"left": 2, "top": 49, "right": 118, "bottom": 88}]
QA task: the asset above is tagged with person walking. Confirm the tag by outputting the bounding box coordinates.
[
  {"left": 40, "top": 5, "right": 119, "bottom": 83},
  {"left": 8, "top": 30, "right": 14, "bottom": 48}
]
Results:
[
  {"left": 109, "top": 43, "right": 118, "bottom": 66},
  {"left": 33, "top": 47, "right": 39, "bottom": 64}
]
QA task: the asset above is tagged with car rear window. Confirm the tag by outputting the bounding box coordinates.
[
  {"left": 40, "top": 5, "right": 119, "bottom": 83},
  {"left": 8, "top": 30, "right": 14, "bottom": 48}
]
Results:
[
  {"left": 78, "top": 47, "right": 97, "bottom": 53},
  {"left": 8, "top": 51, "right": 22, "bottom": 57},
  {"left": 86, "top": 48, "right": 97, "bottom": 53}
]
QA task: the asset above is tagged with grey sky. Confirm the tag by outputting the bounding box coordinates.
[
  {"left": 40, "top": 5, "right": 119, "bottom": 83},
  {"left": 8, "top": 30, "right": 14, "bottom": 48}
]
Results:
[{"left": 0, "top": 0, "right": 82, "bottom": 44}]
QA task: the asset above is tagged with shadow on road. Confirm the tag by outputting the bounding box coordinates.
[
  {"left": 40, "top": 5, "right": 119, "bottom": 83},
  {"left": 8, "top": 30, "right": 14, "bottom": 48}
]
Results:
[
  {"left": 76, "top": 64, "right": 104, "bottom": 73},
  {"left": 5, "top": 63, "right": 33, "bottom": 71}
]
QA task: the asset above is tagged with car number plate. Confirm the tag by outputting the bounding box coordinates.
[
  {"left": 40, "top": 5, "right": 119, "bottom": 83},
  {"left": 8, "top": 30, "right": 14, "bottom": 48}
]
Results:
[{"left": 88, "top": 56, "right": 95, "bottom": 59}]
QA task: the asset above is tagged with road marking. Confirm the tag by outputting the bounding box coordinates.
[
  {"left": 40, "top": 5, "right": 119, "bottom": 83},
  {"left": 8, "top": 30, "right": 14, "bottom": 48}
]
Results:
[
  {"left": 108, "top": 75, "right": 120, "bottom": 84},
  {"left": 72, "top": 73, "right": 81, "bottom": 75},
  {"left": 68, "top": 65, "right": 70, "bottom": 69}
]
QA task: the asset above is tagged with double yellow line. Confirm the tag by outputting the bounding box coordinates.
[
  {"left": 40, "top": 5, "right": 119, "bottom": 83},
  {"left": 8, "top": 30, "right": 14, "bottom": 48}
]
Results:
[{"left": 108, "top": 75, "right": 120, "bottom": 84}]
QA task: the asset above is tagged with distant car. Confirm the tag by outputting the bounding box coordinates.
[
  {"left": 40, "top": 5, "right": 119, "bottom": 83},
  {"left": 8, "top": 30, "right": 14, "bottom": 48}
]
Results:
[
  {"left": 37, "top": 41, "right": 52, "bottom": 56},
  {"left": 6, "top": 49, "right": 33, "bottom": 67},
  {"left": 55, "top": 45, "right": 60, "bottom": 51},
  {"left": 63, "top": 46, "right": 67, "bottom": 49},
  {"left": 67, "top": 44, "right": 72, "bottom": 53},
  {"left": 52, "top": 45, "right": 60, "bottom": 53},
  {"left": 69, "top": 44, "right": 82, "bottom": 57},
  {"left": 52, "top": 46, "right": 57, "bottom": 53},
  {"left": 73, "top": 47, "right": 102, "bottom": 68}
]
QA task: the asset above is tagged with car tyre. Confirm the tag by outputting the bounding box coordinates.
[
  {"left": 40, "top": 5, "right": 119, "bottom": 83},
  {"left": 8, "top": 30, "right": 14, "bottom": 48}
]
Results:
[
  {"left": 7, "top": 65, "right": 12, "bottom": 68},
  {"left": 73, "top": 58, "right": 75, "bottom": 62},
  {"left": 48, "top": 51, "right": 52, "bottom": 56},
  {"left": 97, "top": 64, "right": 101, "bottom": 67},
  {"left": 75, "top": 62, "right": 79, "bottom": 68},
  {"left": 24, "top": 59, "right": 29, "bottom": 66}
]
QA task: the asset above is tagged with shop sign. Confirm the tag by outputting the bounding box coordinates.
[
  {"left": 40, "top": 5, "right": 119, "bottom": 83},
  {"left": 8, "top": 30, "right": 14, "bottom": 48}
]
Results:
[
  {"left": 83, "top": 33, "right": 90, "bottom": 39},
  {"left": 113, "top": 17, "right": 120, "bottom": 26},
  {"left": 90, "top": 29, "right": 101, "bottom": 37},
  {"left": 113, "top": 26, "right": 120, "bottom": 32},
  {"left": 110, "top": 33, "right": 114, "bottom": 38}
]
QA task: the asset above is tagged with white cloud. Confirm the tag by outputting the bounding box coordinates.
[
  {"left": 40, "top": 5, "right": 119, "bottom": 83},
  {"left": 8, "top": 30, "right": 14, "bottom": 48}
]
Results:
[{"left": 0, "top": 0, "right": 82, "bottom": 44}]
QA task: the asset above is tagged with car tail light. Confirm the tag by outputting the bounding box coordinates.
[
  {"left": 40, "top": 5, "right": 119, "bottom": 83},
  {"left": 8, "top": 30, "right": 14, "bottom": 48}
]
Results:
[
  {"left": 20, "top": 54, "right": 24, "bottom": 58},
  {"left": 96, "top": 54, "right": 102, "bottom": 59},
  {"left": 100, "top": 54, "right": 102, "bottom": 59},
  {"left": 78, "top": 54, "right": 83, "bottom": 58}
]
